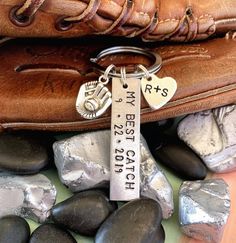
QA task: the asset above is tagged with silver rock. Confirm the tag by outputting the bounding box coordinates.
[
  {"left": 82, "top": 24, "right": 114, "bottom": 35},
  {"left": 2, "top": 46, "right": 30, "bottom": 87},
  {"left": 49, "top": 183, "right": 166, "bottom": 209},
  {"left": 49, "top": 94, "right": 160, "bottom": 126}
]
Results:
[
  {"left": 178, "top": 105, "right": 236, "bottom": 173},
  {"left": 53, "top": 130, "right": 174, "bottom": 219},
  {"left": 140, "top": 137, "right": 174, "bottom": 218},
  {"left": 0, "top": 174, "right": 57, "bottom": 223},
  {"left": 179, "top": 179, "right": 230, "bottom": 243}
]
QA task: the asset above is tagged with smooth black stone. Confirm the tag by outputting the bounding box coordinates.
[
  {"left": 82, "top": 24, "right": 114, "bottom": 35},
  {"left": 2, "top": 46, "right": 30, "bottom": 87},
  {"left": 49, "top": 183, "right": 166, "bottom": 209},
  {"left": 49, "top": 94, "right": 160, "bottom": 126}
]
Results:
[
  {"left": 24, "top": 131, "right": 56, "bottom": 167},
  {"left": 153, "top": 138, "right": 207, "bottom": 180},
  {"left": 0, "top": 215, "right": 30, "bottom": 243},
  {"left": 141, "top": 119, "right": 174, "bottom": 134},
  {"left": 153, "top": 225, "right": 165, "bottom": 243},
  {"left": 138, "top": 224, "right": 165, "bottom": 243},
  {"left": 0, "top": 133, "right": 49, "bottom": 174},
  {"left": 141, "top": 119, "right": 174, "bottom": 149},
  {"left": 29, "top": 223, "right": 76, "bottom": 243},
  {"left": 52, "top": 190, "right": 117, "bottom": 236},
  {"left": 95, "top": 198, "right": 163, "bottom": 243}
]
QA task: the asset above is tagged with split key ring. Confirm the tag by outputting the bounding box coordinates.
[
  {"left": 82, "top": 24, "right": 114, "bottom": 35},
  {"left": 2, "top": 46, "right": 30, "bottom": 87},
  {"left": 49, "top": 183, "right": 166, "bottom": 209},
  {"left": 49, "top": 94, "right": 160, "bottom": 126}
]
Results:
[{"left": 90, "top": 46, "right": 162, "bottom": 79}]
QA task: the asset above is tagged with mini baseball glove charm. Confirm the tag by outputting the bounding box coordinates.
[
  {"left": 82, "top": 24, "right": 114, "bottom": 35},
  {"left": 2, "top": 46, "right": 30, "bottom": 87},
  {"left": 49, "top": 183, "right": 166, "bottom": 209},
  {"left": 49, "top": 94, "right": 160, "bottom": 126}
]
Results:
[{"left": 76, "top": 80, "right": 112, "bottom": 120}]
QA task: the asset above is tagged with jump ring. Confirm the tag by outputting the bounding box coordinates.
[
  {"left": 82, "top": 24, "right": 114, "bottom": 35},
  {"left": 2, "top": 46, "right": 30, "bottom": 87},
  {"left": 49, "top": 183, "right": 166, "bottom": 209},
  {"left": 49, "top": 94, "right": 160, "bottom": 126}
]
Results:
[
  {"left": 98, "top": 64, "right": 116, "bottom": 84},
  {"left": 120, "top": 66, "right": 128, "bottom": 88},
  {"left": 137, "top": 64, "right": 151, "bottom": 80}
]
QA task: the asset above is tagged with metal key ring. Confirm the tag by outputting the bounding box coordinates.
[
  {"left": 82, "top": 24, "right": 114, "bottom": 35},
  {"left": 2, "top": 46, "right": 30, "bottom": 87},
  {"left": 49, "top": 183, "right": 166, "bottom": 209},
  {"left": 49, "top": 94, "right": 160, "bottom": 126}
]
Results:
[{"left": 90, "top": 46, "right": 162, "bottom": 79}]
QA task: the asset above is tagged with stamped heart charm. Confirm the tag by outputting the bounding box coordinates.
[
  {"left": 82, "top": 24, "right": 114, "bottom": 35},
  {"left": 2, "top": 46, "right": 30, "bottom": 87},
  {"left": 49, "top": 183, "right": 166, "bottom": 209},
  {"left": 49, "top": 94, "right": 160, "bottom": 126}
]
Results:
[{"left": 141, "top": 74, "right": 177, "bottom": 110}]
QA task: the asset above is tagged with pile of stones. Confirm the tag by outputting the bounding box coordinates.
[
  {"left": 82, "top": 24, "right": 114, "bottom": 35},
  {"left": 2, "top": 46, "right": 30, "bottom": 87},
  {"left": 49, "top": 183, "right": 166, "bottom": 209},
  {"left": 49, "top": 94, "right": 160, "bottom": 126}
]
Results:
[{"left": 0, "top": 104, "right": 234, "bottom": 243}]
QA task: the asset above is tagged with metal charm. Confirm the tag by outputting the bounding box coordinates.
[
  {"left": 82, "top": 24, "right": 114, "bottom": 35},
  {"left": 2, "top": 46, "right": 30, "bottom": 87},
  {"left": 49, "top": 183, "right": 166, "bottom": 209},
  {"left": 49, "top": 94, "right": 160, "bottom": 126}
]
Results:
[
  {"left": 76, "top": 81, "right": 112, "bottom": 119},
  {"left": 141, "top": 74, "right": 177, "bottom": 110},
  {"left": 110, "top": 77, "right": 141, "bottom": 201}
]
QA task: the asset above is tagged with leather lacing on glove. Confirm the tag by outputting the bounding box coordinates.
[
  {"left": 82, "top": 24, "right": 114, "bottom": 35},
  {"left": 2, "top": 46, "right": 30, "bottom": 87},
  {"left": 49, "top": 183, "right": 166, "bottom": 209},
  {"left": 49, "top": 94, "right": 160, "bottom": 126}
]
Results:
[{"left": 8, "top": 0, "right": 210, "bottom": 41}]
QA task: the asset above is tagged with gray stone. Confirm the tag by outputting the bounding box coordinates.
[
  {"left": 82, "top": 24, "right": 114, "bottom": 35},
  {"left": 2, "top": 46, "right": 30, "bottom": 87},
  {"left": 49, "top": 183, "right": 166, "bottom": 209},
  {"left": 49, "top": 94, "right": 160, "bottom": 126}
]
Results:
[
  {"left": 0, "top": 133, "right": 49, "bottom": 174},
  {"left": 178, "top": 105, "right": 236, "bottom": 173},
  {"left": 53, "top": 130, "right": 174, "bottom": 219},
  {"left": 51, "top": 190, "right": 117, "bottom": 236},
  {"left": 0, "top": 174, "right": 57, "bottom": 223},
  {"left": 179, "top": 179, "right": 230, "bottom": 243},
  {"left": 29, "top": 223, "right": 77, "bottom": 243},
  {"left": 95, "top": 199, "right": 164, "bottom": 243},
  {"left": 0, "top": 216, "right": 30, "bottom": 243},
  {"left": 153, "top": 137, "right": 207, "bottom": 180}
]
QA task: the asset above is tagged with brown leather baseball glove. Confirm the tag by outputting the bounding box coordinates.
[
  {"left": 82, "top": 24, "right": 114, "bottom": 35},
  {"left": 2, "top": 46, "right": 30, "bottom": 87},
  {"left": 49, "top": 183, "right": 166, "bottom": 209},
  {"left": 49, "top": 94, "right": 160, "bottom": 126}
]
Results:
[
  {"left": 0, "top": 34, "right": 235, "bottom": 132},
  {"left": 1, "top": 0, "right": 236, "bottom": 41}
]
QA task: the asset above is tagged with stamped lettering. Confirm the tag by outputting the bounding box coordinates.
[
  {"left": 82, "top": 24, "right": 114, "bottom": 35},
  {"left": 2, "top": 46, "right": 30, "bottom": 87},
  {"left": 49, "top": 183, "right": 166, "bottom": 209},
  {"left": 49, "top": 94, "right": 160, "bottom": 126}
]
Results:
[
  {"left": 110, "top": 78, "right": 141, "bottom": 201},
  {"left": 141, "top": 74, "right": 177, "bottom": 110}
]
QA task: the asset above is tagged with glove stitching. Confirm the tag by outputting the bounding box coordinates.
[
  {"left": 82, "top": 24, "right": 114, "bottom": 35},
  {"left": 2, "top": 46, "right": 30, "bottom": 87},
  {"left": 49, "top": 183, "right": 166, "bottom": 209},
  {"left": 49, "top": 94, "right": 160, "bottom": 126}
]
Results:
[
  {"left": 131, "top": 12, "right": 158, "bottom": 38},
  {"left": 98, "top": 0, "right": 133, "bottom": 35},
  {"left": 150, "top": 13, "right": 215, "bottom": 41},
  {"left": 64, "top": 0, "right": 101, "bottom": 22},
  {"left": 16, "top": 0, "right": 46, "bottom": 18},
  {"left": 10, "top": 0, "right": 216, "bottom": 41}
]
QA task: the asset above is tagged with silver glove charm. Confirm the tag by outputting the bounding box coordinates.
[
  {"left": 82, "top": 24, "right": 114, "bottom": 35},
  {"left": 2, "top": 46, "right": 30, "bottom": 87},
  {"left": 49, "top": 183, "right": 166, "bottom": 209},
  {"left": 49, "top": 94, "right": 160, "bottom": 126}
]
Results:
[{"left": 76, "top": 81, "right": 112, "bottom": 120}]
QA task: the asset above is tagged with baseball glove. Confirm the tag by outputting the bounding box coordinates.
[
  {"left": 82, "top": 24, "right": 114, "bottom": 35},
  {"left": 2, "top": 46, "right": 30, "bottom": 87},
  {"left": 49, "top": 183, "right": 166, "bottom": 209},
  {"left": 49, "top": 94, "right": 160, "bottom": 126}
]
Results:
[
  {"left": 0, "top": 34, "right": 235, "bottom": 132},
  {"left": 0, "top": 0, "right": 236, "bottom": 41}
]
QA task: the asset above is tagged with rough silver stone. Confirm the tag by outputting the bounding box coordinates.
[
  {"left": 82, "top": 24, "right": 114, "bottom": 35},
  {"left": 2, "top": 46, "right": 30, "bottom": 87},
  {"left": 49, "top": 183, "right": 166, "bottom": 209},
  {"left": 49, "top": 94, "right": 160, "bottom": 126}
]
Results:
[
  {"left": 178, "top": 105, "right": 236, "bottom": 173},
  {"left": 53, "top": 130, "right": 174, "bottom": 219},
  {"left": 54, "top": 131, "right": 110, "bottom": 192},
  {"left": 139, "top": 137, "right": 174, "bottom": 218},
  {"left": 179, "top": 179, "right": 230, "bottom": 243},
  {"left": 0, "top": 174, "right": 57, "bottom": 223}
]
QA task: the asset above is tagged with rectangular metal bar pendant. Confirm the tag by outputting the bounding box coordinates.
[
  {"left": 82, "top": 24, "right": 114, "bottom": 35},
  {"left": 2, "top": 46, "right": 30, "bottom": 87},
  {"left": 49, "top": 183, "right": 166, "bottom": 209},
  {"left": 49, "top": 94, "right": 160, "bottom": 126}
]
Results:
[{"left": 110, "top": 77, "right": 141, "bottom": 201}]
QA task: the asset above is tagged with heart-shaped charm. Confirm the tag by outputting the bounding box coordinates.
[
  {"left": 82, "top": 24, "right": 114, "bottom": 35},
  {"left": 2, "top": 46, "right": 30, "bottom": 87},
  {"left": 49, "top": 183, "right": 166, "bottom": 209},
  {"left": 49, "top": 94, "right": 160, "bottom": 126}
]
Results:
[{"left": 141, "top": 74, "right": 177, "bottom": 110}]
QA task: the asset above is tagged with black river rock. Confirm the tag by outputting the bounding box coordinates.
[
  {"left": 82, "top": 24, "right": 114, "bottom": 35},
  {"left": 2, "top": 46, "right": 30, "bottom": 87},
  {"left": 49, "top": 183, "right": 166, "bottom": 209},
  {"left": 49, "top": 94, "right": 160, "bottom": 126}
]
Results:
[
  {"left": 154, "top": 225, "right": 165, "bottom": 243},
  {"left": 141, "top": 120, "right": 173, "bottom": 150},
  {"left": 0, "top": 133, "right": 49, "bottom": 174},
  {"left": 29, "top": 223, "right": 76, "bottom": 243},
  {"left": 0, "top": 215, "right": 30, "bottom": 243},
  {"left": 153, "top": 138, "right": 207, "bottom": 180},
  {"left": 95, "top": 198, "right": 163, "bottom": 243},
  {"left": 52, "top": 190, "right": 117, "bottom": 236}
]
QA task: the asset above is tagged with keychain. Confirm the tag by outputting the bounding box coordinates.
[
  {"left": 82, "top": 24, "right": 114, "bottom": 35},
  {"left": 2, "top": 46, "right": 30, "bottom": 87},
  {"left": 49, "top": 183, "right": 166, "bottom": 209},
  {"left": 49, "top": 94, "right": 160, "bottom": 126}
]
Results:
[{"left": 76, "top": 46, "right": 177, "bottom": 201}]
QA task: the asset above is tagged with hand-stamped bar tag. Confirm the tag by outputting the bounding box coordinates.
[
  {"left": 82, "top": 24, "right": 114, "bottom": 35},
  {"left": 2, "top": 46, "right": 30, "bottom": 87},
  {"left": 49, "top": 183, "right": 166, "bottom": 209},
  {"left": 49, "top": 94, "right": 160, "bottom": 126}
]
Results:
[{"left": 110, "top": 78, "right": 141, "bottom": 201}]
